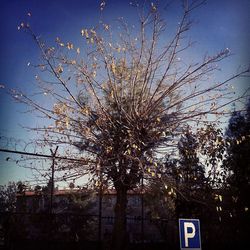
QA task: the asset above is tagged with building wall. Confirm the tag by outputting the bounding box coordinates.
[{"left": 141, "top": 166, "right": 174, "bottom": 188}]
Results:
[{"left": 16, "top": 190, "right": 163, "bottom": 242}]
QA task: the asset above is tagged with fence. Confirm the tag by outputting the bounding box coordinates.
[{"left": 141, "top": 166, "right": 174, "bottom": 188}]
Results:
[
  {"left": 0, "top": 212, "right": 179, "bottom": 250},
  {"left": 0, "top": 148, "right": 179, "bottom": 249}
]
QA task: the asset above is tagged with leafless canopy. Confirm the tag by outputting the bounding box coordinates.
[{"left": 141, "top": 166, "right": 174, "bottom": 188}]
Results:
[{"left": 12, "top": 0, "right": 249, "bottom": 189}]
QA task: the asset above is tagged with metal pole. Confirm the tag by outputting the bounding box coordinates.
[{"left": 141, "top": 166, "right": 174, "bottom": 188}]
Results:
[
  {"left": 98, "top": 162, "right": 103, "bottom": 249},
  {"left": 49, "top": 146, "right": 58, "bottom": 214},
  {"left": 141, "top": 173, "right": 144, "bottom": 249}
]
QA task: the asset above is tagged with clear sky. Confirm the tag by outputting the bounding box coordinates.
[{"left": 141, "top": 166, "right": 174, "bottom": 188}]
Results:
[{"left": 0, "top": 0, "right": 249, "bottom": 187}]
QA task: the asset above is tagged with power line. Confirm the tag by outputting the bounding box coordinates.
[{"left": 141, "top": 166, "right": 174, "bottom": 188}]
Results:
[{"left": 0, "top": 148, "right": 90, "bottom": 163}]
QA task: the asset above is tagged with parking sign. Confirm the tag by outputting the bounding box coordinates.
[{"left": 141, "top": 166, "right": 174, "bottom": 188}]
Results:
[{"left": 179, "top": 219, "right": 201, "bottom": 250}]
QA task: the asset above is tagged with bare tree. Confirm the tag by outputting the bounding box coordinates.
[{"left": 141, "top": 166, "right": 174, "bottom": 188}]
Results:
[{"left": 10, "top": 1, "right": 249, "bottom": 249}]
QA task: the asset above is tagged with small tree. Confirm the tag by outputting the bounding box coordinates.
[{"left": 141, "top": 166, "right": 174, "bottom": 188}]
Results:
[
  {"left": 174, "top": 128, "right": 209, "bottom": 218},
  {"left": 11, "top": 1, "right": 249, "bottom": 248},
  {"left": 0, "top": 182, "right": 17, "bottom": 212},
  {"left": 144, "top": 125, "right": 227, "bottom": 247},
  {"left": 223, "top": 99, "right": 250, "bottom": 244}
]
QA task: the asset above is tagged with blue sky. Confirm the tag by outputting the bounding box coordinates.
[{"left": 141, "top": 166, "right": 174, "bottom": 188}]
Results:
[{"left": 0, "top": 0, "right": 249, "bottom": 186}]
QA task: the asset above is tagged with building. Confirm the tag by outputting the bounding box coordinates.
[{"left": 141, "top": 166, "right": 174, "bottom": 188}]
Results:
[{"left": 15, "top": 189, "right": 166, "bottom": 243}]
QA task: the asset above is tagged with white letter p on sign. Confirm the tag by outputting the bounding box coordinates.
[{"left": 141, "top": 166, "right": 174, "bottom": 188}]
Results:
[{"left": 184, "top": 222, "right": 196, "bottom": 247}]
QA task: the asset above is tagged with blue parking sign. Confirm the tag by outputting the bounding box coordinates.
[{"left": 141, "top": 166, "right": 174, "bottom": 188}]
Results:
[{"left": 179, "top": 219, "right": 201, "bottom": 250}]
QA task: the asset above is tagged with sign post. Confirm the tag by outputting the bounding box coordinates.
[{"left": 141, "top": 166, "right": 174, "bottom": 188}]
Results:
[{"left": 179, "top": 219, "right": 201, "bottom": 250}]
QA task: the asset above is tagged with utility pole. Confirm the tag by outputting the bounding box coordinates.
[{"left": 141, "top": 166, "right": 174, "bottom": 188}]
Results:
[
  {"left": 98, "top": 161, "right": 103, "bottom": 249},
  {"left": 141, "top": 173, "right": 144, "bottom": 249},
  {"left": 49, "top": 146, "right": 58, "bottom": 214}
]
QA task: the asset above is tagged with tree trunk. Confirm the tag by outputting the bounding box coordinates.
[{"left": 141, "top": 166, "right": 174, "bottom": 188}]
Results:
[{"left": 111, "top": 186, "right": 128, "bottom": 250}]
